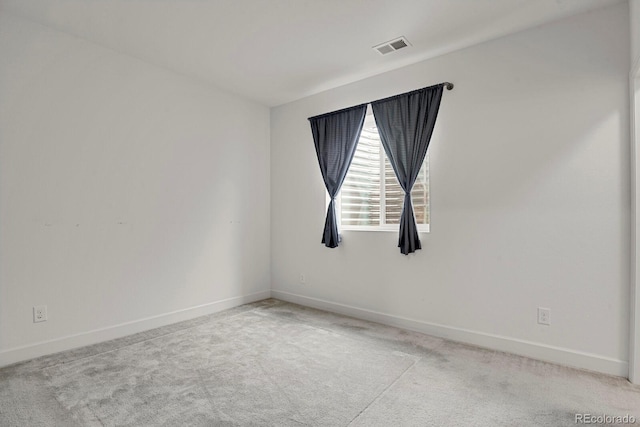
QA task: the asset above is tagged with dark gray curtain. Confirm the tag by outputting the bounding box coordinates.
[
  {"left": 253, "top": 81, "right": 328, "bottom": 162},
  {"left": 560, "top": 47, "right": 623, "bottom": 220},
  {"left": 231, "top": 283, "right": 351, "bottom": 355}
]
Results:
[
  {"left": 371, "top": 84, "right": 444, "bottom": 255},
  {"left": 309, "top": 104, "right": 367, "bottom": 248}
]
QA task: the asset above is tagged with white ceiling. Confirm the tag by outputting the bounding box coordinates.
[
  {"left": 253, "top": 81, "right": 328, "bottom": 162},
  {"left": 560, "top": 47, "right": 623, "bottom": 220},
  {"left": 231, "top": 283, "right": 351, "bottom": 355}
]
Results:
[{"left": 0, "top": 0, "right": 623, "bottom": 106}]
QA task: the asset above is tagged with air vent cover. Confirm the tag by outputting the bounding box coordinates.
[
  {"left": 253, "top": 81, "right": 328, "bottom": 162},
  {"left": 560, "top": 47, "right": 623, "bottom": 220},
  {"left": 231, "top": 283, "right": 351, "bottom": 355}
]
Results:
[{"left": 373, "top": 36, "right": 411, "bottom": 55}]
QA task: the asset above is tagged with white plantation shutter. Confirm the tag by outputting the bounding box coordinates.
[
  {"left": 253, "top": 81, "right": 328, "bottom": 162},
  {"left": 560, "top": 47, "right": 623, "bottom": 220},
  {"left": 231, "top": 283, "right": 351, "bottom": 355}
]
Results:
[
  {"left": 341, "top": 126, "right": 381, "bottom": 226},
  {"left": 387, "top": 156, "right": 429, "bottom": 225},
  {"left": 339, "top": 111, "right": 429, "bottom": 229},
  {"left": 412, "top": 158, "right": 429, "bottom": 225}
]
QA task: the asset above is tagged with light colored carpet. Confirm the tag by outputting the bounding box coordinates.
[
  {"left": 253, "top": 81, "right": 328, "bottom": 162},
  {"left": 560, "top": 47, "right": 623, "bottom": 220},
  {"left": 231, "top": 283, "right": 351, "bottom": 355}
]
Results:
[{"left": 1, "top": 299, "right": 639, "bottom": 426}]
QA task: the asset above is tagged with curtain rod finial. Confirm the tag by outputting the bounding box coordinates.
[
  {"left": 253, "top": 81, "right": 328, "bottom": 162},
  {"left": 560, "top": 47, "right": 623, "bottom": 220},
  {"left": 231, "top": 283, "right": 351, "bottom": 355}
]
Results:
[{"left": 444, "top": 82, "right": 454, "bottom": 90}]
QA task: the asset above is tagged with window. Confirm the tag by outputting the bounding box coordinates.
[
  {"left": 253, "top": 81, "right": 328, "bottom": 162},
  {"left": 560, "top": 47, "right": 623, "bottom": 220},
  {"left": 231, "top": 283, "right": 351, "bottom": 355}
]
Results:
[{"left": 335, "top": 107, "right": 430, "bottom": 232}]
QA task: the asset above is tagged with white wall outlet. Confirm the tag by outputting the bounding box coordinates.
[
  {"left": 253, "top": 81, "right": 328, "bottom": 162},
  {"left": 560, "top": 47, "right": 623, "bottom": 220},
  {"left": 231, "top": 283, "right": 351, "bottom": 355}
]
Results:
[
  {"left": 537, "top": 307, "right": 550, "bottom": 325},
  {"left": 33, "top": 305, "right": 48, "bottom": 323},
  {"left": 299, "top": 273, "right": 306, "bottom": 284}
]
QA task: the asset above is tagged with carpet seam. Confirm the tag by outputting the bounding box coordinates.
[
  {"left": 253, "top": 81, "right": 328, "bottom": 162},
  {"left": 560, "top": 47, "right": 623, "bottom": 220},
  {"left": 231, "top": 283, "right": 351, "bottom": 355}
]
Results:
[
  {"left": 42, "top": 371, "right": 84, "bottom": 427},
  {"left": 346, "top": 356, "right": 420, "bottom": 425}
]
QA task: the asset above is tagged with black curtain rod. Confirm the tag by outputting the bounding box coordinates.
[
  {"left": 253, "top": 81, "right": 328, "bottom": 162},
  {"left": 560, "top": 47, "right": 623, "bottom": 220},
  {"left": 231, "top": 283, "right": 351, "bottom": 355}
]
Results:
[
  {"left": 369, "top": 82, "right": 454, "bottom": 105},
  {"left": 308, "top": 82, "right": 453, "bottom": 121}
]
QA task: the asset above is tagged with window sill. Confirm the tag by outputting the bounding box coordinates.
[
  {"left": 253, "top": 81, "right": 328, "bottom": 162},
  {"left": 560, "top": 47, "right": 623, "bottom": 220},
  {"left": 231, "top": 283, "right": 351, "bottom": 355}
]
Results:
[{"left": 341, "top": 225, "right": 430, "bottom": 233}]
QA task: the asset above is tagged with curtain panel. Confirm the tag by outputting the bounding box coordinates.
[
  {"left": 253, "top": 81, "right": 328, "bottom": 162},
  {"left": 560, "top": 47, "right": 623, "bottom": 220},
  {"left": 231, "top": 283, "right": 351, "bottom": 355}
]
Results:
[
  {"left": 371, "top": 84, "right": 444, "bottom": 255},
  {"left": 309, "top": 104, "right": 367, "bottom": 248}
]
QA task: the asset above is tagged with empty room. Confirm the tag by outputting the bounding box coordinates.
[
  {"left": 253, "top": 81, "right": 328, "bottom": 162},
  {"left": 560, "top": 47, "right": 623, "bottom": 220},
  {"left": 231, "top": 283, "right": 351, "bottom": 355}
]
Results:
[{"left": 1, "top": 0, "right": 640, "bottom": 425}]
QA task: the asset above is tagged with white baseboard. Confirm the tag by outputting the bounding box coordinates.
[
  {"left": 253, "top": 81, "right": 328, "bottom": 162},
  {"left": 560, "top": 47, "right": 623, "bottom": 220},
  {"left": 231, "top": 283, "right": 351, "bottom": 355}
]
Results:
[
  {"left": 271, "top": 290, "right": 628, "bottom": 378},
  {"left": 0, "top": 290, "right": 271, "bottom": 368}
]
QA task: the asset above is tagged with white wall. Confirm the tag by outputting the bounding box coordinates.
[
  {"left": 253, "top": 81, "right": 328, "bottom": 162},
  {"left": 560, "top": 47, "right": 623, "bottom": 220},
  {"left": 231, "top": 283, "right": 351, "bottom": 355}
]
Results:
[
  {"left": 629, "top": 0, "right": 640, "bottom": 383},
  {"left": 632, "top": 0, "right": 640, "bottom": 69},
  {"left": 271, "top": 3, "right": 630, "bottom": 376},
  {"left": 0, "top": 14, "right": 270, "bottom": 365}
]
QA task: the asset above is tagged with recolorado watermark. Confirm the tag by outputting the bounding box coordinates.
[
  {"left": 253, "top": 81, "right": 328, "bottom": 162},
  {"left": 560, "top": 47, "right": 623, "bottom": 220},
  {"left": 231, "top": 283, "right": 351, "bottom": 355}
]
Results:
[{"left": 575, "top": 414, "right": 637, "bottom": 424}]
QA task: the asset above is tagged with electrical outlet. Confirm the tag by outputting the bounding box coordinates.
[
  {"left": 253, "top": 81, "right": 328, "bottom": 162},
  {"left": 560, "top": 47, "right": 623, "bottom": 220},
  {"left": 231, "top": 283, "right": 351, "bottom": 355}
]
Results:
[
  {"left": 299, "top": 274, "right": 306, "bottom": 284},
  {"left": 537, "top": 307, "right": 550, "bottom": 325},
  {"left": 33, "top": 305, "right": 47, "bottom": 323}
]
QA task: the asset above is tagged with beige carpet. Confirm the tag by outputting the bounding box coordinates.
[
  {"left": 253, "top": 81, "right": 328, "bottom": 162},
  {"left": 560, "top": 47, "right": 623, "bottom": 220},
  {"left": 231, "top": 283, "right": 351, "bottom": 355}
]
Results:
[{"left": 1, "top": 299, "right": 639, "bottom": 426}]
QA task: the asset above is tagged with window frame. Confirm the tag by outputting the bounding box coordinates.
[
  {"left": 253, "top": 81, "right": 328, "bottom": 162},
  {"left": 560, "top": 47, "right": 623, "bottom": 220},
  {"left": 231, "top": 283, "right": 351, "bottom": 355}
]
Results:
[{"left": 331, "top": 110, "right": 431, "bottom": 234}]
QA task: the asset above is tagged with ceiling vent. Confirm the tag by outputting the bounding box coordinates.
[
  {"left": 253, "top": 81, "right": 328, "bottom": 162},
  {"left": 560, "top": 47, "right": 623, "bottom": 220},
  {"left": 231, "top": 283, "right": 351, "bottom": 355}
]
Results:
[{"left": 373, "top": 37, "right": 411, "bottom": 55}]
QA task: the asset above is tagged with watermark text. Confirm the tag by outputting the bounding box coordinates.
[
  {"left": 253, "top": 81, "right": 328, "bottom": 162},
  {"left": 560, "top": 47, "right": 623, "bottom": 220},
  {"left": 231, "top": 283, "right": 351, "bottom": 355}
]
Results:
[{"left": 575, "top": 414, "right": 636, "bottom": 424}]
